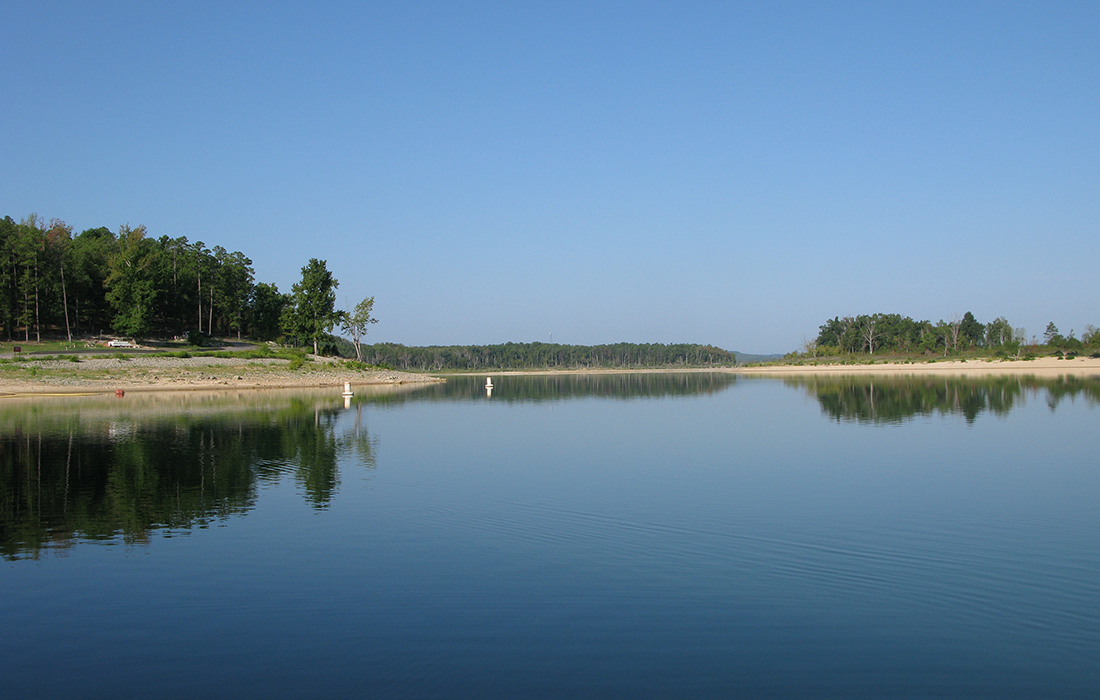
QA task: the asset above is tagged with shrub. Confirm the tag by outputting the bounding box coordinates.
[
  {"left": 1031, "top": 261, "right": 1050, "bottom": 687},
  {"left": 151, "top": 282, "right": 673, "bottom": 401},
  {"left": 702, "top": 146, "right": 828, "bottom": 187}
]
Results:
[{"left": 187, "top": 330, "right": 214, "bottom": 347}]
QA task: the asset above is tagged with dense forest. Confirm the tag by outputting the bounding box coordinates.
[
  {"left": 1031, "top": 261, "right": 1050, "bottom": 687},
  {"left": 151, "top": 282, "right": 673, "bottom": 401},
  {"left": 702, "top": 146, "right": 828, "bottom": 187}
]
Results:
[
  {"left": 810, "top": 312, "right": 1100, "bottom": 357},
  {"left": 0, "top": 214, "right": 282, "bottom": 342}
]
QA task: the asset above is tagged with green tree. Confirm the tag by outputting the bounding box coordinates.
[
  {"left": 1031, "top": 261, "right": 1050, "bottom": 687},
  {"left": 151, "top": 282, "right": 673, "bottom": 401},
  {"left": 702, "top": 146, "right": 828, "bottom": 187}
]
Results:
[
  {"left": 282, "top": 258, "right": 340, "bottom": 355},
  {"left": 212, "top": 246, "right": 254, "bottom": 339},
  {"left": 45, "top": 219, "right": 74, "bottom": 341},
  {"left": 69, "top": 227, "right": 116, "bottom": 334},
  {"left": 14, "top": 215, "right": 47, "bottom": 341},
  {"left": 1044, "top": 322, "right": 1060, "bottom": 344},
  {"left": 105, "top": 224, "right": 158, "bottom": 337},
  {"left": 1083, "top": 325, "right": 1100, "bottom": 350},
  {"left": 984, "top": 316, "right": 1013, "bottom": 347},
  {"left": 959, "top": 311, "right": 985, "bottom": 348},
  {"left": 341, "top": 296, "right": 378, "bottom": 362},
  {"left": 249, "top": 282, "right": 287, "bottom": 341}
]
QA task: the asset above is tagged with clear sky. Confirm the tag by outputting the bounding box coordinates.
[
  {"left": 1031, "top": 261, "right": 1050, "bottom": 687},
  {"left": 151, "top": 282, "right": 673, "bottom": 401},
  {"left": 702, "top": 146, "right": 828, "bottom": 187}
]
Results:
[{"left": 3, "top": 1, "right": 1097, "bottom": 353}]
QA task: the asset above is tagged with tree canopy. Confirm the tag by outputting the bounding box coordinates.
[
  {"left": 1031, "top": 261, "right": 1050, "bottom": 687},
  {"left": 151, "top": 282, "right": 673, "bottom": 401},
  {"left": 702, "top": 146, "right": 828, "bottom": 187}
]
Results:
[{"left": 282, "top": 258, "right": 340, "bottom": 355}]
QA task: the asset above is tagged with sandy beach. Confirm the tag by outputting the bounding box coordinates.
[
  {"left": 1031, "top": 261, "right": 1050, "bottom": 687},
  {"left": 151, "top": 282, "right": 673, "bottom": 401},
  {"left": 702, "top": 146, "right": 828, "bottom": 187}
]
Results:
[
  {"left": 0, "top": 353, "right": 443, "bottom": 395},
  {"left": 732, "top": 355, "right": 1100, "bottom": 378}
]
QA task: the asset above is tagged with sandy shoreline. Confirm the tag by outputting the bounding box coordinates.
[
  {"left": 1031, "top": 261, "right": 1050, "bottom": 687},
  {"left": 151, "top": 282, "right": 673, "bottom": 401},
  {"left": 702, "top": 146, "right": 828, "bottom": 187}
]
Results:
[
  {"left": 0, "top": 354, "right": 443, "bottom": 395},
  {"left": 1, "top": 355, "right": 1097, "bottom": 395},
  {"left": 730, "top": 356, "right": 1100, "bottom": 378},
  {"left": 460, "top": 356, "right": 1100, "bottom": 379}
]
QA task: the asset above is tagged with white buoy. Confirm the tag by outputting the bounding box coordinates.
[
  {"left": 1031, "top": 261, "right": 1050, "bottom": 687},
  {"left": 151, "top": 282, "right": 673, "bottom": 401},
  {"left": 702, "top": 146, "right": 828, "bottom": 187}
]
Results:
[
  {"left": 485, "top": 377, "right": 494, "bottom": 397},
  {"left": 342, "top": 381, "right": 354, "bottom": 396}
]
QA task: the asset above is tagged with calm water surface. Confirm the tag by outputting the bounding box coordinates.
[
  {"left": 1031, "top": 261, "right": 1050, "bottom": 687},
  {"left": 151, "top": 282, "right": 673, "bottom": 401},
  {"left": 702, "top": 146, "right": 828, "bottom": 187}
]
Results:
[{"left": 2, "top": 374, "right": 1098, "bottom": 699}]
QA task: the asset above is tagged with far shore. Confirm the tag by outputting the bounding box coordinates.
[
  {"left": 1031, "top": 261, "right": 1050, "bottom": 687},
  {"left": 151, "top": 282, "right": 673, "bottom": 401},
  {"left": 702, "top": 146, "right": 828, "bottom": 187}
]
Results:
[
  {"left": 452, "top": 355, "right": 1100, "bottom": 379},
  {"left": 729, "top": 355, "right": 1100, "bottom": 378},
  {"left": 0, "top": 355, "right": 1097, "bottom": 396}
]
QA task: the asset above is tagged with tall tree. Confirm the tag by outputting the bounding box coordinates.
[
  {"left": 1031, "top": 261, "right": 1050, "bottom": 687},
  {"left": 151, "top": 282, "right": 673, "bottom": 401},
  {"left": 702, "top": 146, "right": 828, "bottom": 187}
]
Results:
[
  {"left": 213, "top": 247, "right": 254, "bottom": 339},
  {"left": 1044, "top": 322, "right": 1060, "bottom": 345},
  {"left": 283, "top": 258, "right": 340, "bottom": 354},
  {"left": 249, "top": 282, "right": 287, "bottom": 341},
  {"left": 105, "top": 225, "right": 158, "bottom": 337},
  {"left": 859, "top": 315, "right": 881, "bottom": 354},
  {"left": 69, "top": 227, "right": 116, "bottom": 334},
  {"left": 341, "top": 296, "right": 378, "bottom": 362},
  {"left": 45, "top": 219, "right": 74, "bottom": 341},
  {"left": 984, "top": 317, "right": 1013, "bottom": 347},
  {"left": 14, "top": 215, "right": 47, "bottom": 341},
  {"left": 959, "top": 311, "right": 984, "bottom": 348},
  {"left": 0, "top": 216, "right": 17, "bottom": 338}
]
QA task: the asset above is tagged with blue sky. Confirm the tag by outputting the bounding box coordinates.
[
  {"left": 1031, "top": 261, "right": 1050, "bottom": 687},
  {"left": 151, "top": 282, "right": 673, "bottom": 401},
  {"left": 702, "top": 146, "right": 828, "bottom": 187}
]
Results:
[{"left": 3, "top": 1, "right": 1097, "bottom": 353}]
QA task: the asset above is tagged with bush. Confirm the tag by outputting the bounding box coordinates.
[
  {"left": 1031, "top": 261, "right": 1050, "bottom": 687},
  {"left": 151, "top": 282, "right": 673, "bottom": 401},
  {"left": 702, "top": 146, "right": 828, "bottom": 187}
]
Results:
[{"left": 187, "top": 330, "right": 214, "bottom": 347}]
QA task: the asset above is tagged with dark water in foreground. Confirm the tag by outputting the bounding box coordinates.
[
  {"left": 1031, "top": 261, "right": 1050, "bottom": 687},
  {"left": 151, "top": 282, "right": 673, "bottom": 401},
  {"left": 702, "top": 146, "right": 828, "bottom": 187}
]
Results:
[{"left": 2, "top": 373, "right": 1099, "bottom": 699}]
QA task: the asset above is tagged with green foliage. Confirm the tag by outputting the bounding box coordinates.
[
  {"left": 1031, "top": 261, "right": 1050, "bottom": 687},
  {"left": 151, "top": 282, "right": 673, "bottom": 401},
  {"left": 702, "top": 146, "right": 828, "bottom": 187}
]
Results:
[
  {"left": 249, "top": 282, "right": 287, "bottom": 341},
  {"left": 1044, "top": 322, "right": 1060, "bottom": 344},
  {"left": 281, "top": 259, "right": 340, "bottom": 355},
  {"left": 186, "top": 330, "right": 213, "bottom": 347},
  {"left": 341, "top": 296, "right": 378, "bottom": 362},
  {"left": 815, "top": 311, "right": 1025, "bottom": 356},
  {"left": 105, "top": 225, "right": 159, "bottom": 337}
]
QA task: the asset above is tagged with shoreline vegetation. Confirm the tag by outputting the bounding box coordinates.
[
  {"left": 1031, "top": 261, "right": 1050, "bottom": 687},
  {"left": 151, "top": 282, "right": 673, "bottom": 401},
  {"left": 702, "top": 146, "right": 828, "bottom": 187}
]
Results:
[{"left": 1, "top": 338, "right": 1098, "bottom": 395}]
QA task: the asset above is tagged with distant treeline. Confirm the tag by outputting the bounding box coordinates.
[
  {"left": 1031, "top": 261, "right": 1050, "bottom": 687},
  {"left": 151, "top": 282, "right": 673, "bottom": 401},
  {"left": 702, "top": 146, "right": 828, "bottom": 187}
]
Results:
[{"left": 357, "top": 342, "right": 737, "bottom": 371}]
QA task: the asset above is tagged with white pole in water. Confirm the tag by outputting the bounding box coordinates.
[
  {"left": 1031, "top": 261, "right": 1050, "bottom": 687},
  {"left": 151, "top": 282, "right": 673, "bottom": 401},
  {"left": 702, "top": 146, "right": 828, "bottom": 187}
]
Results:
[{"left": 485, "top": 377, "right": 493, "bottom": 397}]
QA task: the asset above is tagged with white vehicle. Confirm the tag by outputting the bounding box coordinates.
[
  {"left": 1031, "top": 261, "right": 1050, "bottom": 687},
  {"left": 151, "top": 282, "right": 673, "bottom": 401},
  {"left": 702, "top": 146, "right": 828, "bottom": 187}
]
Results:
[{"left": 107, "top": 340, "right": 135, "bottom": 348}]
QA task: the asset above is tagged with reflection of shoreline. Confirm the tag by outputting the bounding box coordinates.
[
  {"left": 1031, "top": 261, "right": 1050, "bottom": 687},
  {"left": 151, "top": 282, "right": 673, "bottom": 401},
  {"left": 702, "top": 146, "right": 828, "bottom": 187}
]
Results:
[
  {"left": 733, "top": 356, "right": 1100, "bottom": 378},
  {"left": 784, "top": 374, "right": 1100, "bottom": 425},
  {"left": 1, "top": 389, "right": 381, "bottom": 560}
]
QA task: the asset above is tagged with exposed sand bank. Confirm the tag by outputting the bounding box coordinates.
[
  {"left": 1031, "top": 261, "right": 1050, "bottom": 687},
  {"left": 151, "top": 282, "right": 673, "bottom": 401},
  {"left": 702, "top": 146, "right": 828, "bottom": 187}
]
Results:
[{"left": 0, "top": 354, "right": 443, "bottom": 396}]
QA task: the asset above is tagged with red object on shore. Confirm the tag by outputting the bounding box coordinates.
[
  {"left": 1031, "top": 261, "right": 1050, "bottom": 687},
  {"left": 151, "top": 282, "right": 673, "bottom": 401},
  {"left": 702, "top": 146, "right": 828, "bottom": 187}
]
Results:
[{"left": 115, "top": 389, "right": 125, "bottom": 398}]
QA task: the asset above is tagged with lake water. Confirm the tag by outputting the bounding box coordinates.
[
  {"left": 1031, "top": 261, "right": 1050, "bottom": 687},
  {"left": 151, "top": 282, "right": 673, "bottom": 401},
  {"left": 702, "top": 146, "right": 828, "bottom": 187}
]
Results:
[{"left": 2, "top": 373, "right": 1098, "bottom": 699}]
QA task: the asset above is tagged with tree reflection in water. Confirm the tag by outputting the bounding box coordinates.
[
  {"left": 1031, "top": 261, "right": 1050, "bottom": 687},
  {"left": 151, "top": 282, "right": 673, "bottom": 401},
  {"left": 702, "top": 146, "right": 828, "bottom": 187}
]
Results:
[
  {"left": 784, "top": 374, "right": 1100, "bottom": 425},
  {"left": 0, "top": 390, "right": 380, "bottom": 559}
]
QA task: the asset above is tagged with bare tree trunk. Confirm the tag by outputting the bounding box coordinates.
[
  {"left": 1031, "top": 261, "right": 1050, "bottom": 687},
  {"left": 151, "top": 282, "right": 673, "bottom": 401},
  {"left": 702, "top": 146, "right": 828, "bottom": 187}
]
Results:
[
  {"left": 34, "top": 257, "right": 41, "bottom": 342},
  {"left": 59, "top": 257, "right": 71, "bottom": 342}
]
